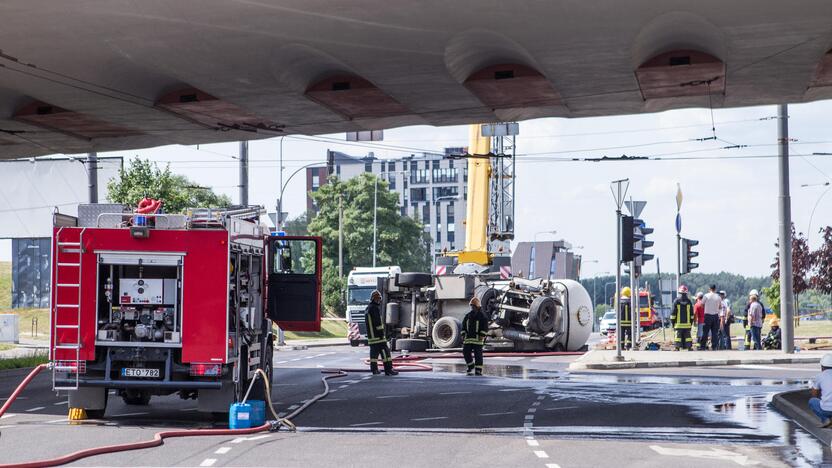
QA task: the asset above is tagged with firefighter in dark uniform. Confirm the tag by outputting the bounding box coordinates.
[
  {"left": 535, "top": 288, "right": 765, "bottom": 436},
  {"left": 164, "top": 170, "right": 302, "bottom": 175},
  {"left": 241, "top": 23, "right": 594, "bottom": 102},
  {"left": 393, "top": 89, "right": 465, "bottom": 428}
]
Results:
[
  {"left": 365, "top": 290, "right": 398, "bottom": 376},
  {"left": 619, "top": 287, "right": 633, "bottom": 350},
  {"left": 672, "top": 285, "right": 694, "bottom": 351},
  {"left": 461, "top": 297, "right": 489, "bottom": 376}
]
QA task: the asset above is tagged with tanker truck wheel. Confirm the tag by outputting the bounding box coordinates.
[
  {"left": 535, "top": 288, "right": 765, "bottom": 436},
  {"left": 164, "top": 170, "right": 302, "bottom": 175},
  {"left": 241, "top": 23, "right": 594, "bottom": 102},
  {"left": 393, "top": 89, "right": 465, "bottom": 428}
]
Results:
[
  {"left": 121, "top": 389, "right": 151, "bottom": 406},
  {"left": 528, "top": 296, "right": 556, "bottom": 333},
  {"left": 396, "top": 272, "right": 433, "bottom": 288},
  {"left": 395, "top": 338, "right": 428, "bottom": 352},
  {"left": 432, "top": 317, "right": 462, "bottom": 349}
]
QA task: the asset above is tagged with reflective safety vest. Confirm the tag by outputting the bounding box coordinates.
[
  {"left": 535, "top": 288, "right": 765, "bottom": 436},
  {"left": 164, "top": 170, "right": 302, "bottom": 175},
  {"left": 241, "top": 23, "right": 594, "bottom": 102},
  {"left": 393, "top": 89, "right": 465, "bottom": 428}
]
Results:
[
  {"left": 672, "top": 298, "right": 693, "bottom": 329},
  {"left": 365, "top": 302, "right": 386, "bottom": 345},
  {"left": 619, "top": 298, "right": 632, "bottom": 325},
  {"left": 462, "top": 308, "right": 488, "bottom": 345}
]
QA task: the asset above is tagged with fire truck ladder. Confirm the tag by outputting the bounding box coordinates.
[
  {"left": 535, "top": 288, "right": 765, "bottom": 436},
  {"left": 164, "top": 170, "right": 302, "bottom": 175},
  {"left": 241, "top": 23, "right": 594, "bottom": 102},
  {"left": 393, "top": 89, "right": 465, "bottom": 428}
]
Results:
[{"left": 52, "top": 227, "right": 86, "bottom": 391}]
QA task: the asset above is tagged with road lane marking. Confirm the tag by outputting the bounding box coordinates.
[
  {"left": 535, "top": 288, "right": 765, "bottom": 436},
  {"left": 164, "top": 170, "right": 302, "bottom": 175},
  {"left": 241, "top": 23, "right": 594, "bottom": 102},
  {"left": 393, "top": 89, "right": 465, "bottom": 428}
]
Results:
[
  {"left": 112, "top": 412, "right": 149, "bottom": 417},
  {"left": 25, "top": 407, "right": 45, "bottom": 412},
  {"left": 411, "top": 416, "right": 448, "bottom": 422},
  {"left": 349, "top": 421, "right": 382, "bottom": 427},
  {"left": 338, "top": 385, "right": 349, "bottom": 389},
  {"left": 231, "top": 434, "right": 272, "bottom": 444},
  {"left": 276, "top": 360, "right": 289, "bottom": 364},
  {"left": 439, "top": 391, "right": 471, "bottom": 395},
  {"left": 0, "top": 414, "right": 16, "bottom": 419},
  {"left": 546, "top": 464, "right": 562, "bottom": 468},
  {"left": 287, "top": 405, "right": 300, "bottom": 410},
  {"left": 543, "top": 406, "right": 579, "bottom": 411},
  {"left": 532, "top": 402, "right": 541, "bottom": 407},
  {"left": 537, "top": 395, "right": 545, "bottom": 401},
  {"left": 650, "top": 445, "right": 760, "bottom": 466},
  {"left": 527, "top": 440, "right": 539, "bottom": 447},
  {"left": 533, "top": 450, "right": 549, "bottom": 459},
  {"left": 479, "top": 411, "right": 514, "bottom": 416},
  {"left": 523, "top": 422, "right": 533, "bottom": 429},
  {"left": 524, "top": 415, "right": 534, "bottom": 420},
  {"left": 199, "top": 459, "right": 216, "bottom": 467},
  {"left": 215, "top": 447, "right": 231, "bottom": 455},
  {"left": 527, "top": 408, "right": 537, "bottom": 413},
  {"left": 376, "top": 395, "right": 408, "bottom": 399},
  {"left": 53, "top": 401, "right": 68, "bottom": 405}
]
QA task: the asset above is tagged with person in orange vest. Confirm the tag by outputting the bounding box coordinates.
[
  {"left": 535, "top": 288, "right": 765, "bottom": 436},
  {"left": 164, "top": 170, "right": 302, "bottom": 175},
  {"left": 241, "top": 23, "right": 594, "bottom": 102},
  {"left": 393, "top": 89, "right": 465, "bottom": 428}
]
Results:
[
  {"left": 672, "top": 285, "right": 694, "bottom": 351},
  {"left": 461, "top": 297, "right": 489, "bottom": 376},
  {"left": 365, "top": 290, "right": 397, "bottom": 376},
  {"left": 619, "top": 287, "right": 633, "bottom": 350}
]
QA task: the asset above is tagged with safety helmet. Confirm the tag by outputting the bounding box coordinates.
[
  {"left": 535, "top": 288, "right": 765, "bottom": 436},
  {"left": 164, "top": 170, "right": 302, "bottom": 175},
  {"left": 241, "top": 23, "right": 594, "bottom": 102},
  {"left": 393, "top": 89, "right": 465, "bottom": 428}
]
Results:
[
  {"left": 678, "top": 285, "right": 689, "bottom": 294},
  {"left": 696, "top": 292, "right": 704, "bottom": 299},
  {"left": 621, "top": 287, "right": 631, "bottom": 298},
  {"left": 770, "top": 317, "right": 780, "bottom": 327},
  {"left": 470, "top": 297, "right": 481, "bottom": 308},
  {"left": 719, "top": 290, "right": 726, "bottom": 296},
  {"left": 749, "top": 289, "right": 759, "bottom": 297},
  {"left": 370, "top": 290, "right": 382, "bottom": 302},
  {"left": 822, "top": 353, "right": 832, "bottom": 368}
]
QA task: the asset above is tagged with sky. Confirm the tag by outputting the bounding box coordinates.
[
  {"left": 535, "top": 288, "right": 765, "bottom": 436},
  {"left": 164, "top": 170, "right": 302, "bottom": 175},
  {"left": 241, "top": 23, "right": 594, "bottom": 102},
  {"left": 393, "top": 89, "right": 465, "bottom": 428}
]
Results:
[{"left": 2, "top": 100, "right": 831, "bottom": 278}]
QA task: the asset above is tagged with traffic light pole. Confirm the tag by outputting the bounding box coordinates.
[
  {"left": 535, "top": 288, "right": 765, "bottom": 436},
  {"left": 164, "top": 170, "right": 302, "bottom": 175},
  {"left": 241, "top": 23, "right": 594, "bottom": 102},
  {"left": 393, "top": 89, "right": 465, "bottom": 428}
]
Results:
[
  {"left": 615, "top": 210, "right": 623, "bottom": 360},
  {"left": 676, "top": 233, "right": 681, "bottom": 287}
]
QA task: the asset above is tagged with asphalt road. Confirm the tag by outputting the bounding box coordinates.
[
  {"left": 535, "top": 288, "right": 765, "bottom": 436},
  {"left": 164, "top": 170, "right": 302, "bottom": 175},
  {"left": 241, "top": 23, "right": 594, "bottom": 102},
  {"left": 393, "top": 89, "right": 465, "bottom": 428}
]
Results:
[{"left": 0, "top": 342, "right": 828, "bottom": 467}]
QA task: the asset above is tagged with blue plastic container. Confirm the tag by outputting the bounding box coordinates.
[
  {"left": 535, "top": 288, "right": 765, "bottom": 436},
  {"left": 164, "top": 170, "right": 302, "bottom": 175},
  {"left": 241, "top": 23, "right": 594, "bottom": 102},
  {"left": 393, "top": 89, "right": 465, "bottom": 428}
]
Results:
[
  {"left": 229, "top": 402, "right": 252, "bottom": 429},
  {"left": 249, "top": 400, "right": 265, "bottom": 426}
]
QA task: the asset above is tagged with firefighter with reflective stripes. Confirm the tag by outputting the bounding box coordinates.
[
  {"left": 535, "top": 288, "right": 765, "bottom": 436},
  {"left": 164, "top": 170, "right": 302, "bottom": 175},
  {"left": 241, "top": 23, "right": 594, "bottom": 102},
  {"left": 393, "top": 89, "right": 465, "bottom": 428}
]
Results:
[
  {"left": 365, "top": 290, "right": 397, "bottom": 376},
  {"left": 672, "top": 285, "right": 694, "bottom": 351},
  {"left": 461, "top": 297, "right": 488, "bottom": 376},
  {"left": 619, "top": 287, "right": 633, "bottom": 350}
]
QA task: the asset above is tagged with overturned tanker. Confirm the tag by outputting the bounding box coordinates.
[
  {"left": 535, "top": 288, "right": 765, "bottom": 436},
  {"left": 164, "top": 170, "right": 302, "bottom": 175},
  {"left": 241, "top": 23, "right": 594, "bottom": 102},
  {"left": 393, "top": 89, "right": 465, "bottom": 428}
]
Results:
[{"left": 378, "top": 273, "right": 592, "bottom": 352}]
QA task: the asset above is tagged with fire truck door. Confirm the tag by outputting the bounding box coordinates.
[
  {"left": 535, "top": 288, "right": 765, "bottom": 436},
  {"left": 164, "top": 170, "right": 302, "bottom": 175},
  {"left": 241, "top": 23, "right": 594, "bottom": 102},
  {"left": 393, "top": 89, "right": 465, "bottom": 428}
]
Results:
[{"left": 266, "top": 236, "right": 322, "bottom": 332}]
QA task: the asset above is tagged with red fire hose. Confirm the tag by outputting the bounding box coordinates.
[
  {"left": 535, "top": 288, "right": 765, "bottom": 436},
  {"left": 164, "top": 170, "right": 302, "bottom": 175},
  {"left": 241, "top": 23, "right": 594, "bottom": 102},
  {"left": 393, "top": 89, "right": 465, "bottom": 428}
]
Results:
[{"left": 0, "top": 364, "right": 46, "bottom": 419}]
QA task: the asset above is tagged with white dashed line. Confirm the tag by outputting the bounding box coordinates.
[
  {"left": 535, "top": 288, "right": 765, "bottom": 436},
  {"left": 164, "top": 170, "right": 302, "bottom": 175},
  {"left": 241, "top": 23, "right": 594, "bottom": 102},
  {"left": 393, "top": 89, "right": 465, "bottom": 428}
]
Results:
[
  {"left": 215, "top": 447, "right": 231, "bottom": 455},
  {"left": 523, "top": 422, "right": 533, "bottom": 429},
  {"left": 532, "top": 402, "right": 541, "bottom": 407},
  {"left": 533, "top": 450, "right": 549, "bottom": 459},
  {"left": 276, "top": 360, "right": 288, "bottom": 364},
  {"left": 411, "top": 416, "right": 448, "bottom": 422},
  {"left": 439, "top": 391, "right": 471, "bottom": 395},
  {"left": 376, "top": 395, "right": 408, "bottom": 399},
  {"left": 479, "top": 411, "right": 514, "bottom": 417},
  {"left": 537, "top": 395, "right": 545, "bottom": 401},
  {"left": 524, "top": 415, "right": 534, "bottom": 420},
  {"left": 546, "top": 464, "right": 562, "bottom": 468},
  {"left": 53, "top": 401, "right": 68, "bottom": 406},
  {"left": 349, "top": 421, "right": 383, "bottom": 427},
  {"left": 287, "top": 405, "right": 300, "bottom": 410},
  {"left": 338, "top": 385, "right": 349, "bottom": 389},
  {"left": 526, "top": 440, "right": 539, "bottom": 447},
  {"left": 230, "top": 434, "right": 272, "bottom": 444},
  {"left": 199, "top": 459, "right": 217, "bottom": 467},
  {"left": 25, "top": 406, "right": 45, "bottom": 412},
  {"left": 527, "top": 408, "right": 537, "bottom": 413}
]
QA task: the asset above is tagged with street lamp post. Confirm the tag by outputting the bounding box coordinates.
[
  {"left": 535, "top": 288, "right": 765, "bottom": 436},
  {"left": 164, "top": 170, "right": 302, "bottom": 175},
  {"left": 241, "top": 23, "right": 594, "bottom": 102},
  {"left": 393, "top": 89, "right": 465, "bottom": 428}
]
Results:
[
  {"left": 373, "top": 177, "right": 378, "bottom": 267},
  {"left": 532, "top": 230, "right": 557, "bottom": 279},
  {"left": 802, "top": 182, "right": 831, "bottom": 245}
]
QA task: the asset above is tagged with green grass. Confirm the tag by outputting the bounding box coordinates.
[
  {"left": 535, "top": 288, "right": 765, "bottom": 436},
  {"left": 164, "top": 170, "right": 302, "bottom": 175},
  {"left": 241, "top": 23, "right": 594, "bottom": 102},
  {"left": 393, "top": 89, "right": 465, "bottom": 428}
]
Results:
[
  {"left": 0, "top": 343, "right": 14, "bottom": 351},
  {"left": 0, "top": 261, "right": 10, "bottom": 309},
  {"left": 283, "top": 318, "right": 349, "bottom": 341},
  {"left": 0, "top": 352, "right": 48, "bottom": 370}
]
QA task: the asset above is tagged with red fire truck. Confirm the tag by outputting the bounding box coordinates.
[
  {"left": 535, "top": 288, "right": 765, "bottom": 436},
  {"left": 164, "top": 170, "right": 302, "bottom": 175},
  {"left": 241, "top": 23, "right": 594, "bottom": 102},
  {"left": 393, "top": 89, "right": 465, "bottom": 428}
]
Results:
[{"left": 50, "top": 204, "right": 321, "bottom": 417}]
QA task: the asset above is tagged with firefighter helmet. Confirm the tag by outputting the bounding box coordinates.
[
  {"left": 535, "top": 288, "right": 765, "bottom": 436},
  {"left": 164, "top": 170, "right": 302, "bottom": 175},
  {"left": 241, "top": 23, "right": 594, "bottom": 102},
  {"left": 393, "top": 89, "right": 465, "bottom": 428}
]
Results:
[
  {"left": 370, "top": 290, "right": 382, "bottom": 303},
  {"left": 621, "top": 287, "right": 631, "bottom": 298},
  {"left": 470, "top": 297, "right": 481, "bottom": 308},
  {"left": 678, "top": 285, "right": 689, "bottom": 294}
]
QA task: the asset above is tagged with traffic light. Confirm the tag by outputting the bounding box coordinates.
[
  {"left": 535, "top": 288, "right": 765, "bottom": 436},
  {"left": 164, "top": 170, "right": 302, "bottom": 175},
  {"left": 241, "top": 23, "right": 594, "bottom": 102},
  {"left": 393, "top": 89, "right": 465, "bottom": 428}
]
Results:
[
  {"left": 620, "top": 215, "right": 634, "bottom": 262},
  {"left": 634, "top": 220, "right": 654, "bottom": 265},
  {"left": 623, "top": 263, "right": 642, "bottom": 278},
  {"left": 682, "top": 238, "right": 699, "bottom": 273}
]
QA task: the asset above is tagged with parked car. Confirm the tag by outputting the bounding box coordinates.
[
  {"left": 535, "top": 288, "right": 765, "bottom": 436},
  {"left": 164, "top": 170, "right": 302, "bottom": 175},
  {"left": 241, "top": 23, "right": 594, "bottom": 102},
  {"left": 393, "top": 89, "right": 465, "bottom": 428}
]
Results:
[{"left": 600, "top": 310, "right": 617, "bottom": 335}]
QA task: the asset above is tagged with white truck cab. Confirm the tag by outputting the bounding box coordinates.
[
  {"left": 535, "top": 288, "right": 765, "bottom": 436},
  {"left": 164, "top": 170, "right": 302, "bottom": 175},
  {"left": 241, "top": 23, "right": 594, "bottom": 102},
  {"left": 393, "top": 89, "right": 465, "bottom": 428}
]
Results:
[{"left": 346, "top": 266, "right": 401, "bottom": 345}]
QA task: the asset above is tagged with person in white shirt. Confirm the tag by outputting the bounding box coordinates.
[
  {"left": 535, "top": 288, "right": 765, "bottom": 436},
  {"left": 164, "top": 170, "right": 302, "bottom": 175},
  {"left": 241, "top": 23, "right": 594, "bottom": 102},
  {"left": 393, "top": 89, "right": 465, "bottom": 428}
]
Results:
[
  {"left": 719, "top": 290, "right": 732, "bottom": 349},
  {"left": 700, "top": 285, "right": 722, "bottom": 351},
  {"left": 809, "top": 354, "right": 832, "bottom": 427}
]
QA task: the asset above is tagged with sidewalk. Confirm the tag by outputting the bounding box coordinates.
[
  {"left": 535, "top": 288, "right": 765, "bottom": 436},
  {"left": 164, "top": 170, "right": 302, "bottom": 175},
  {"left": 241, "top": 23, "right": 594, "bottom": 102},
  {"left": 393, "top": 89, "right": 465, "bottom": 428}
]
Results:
[
  {"left": 568, "top": 349, "right": 825, "bottom": 370},
  {"left": 772, "top": 389, "right": 831, "bottom": 446},
  {"left": 276, "top": 337, "right": 349, "bottom": 351},
  {"left": 0, "top": 336, "right": 48, "bottom": 360}
]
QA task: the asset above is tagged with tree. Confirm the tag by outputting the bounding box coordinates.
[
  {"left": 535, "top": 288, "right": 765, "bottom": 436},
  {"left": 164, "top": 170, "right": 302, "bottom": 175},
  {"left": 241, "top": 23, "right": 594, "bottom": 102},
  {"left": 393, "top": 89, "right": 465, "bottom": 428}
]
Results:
[
  {"left": 762, "top": 280, "right": 781, "bottom": 317},
  {"left": 282, "top": 213, "right": 309, "bottom": 236},
  {"left": 308, "top": 173, "right": 430, "bottom": 314},
  {"left": 107, "top": 157, "right": 231, "bottom": 213},
  {"left": 812, "top": 226, "right": 832, "bottom": 305},
  {"left": 771, "top": 224, "right": 814, "bottom": 322}
]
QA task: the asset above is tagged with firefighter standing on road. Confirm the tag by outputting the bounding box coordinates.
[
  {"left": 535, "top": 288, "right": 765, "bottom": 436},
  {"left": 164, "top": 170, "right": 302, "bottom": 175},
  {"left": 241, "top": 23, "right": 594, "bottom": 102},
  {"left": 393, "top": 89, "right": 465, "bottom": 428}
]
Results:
[
  {"left": 365, "top": 290, "right": 398, "bottom": 376},
  {"left": 462, "top": 297, "right": 489, "bottom": 376},
  {"left": 672, "top": 285, "right": 694, "bottom": 351},
  {"left": 619, "top": 287, "right": 633, "bottom": 350}
]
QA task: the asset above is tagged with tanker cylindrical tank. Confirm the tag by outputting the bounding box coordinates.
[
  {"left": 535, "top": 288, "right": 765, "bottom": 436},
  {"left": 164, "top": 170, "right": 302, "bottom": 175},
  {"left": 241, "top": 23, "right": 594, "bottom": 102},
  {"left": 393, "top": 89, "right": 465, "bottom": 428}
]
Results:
[
  {"left": 385, "top": 303, "right": 400, "bottom": 326},
  {"left": 551, "top": 279, "right": 593, "bottom": 351}
]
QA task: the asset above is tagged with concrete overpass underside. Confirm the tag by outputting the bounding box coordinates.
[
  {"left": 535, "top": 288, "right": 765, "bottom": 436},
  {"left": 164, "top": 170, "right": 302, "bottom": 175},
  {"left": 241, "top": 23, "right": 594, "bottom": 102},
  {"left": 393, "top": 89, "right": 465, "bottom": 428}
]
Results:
[{"left": 0, "top": 1, "right": 831, "bottom": 158}]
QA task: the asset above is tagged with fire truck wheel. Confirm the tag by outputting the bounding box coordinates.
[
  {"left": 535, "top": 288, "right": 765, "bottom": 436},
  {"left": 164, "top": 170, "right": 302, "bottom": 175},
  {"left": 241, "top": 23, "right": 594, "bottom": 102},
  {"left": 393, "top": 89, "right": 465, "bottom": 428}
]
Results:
[
  {"left": 396, "top": 272, "right": 433, "bottom": 288},
  {"left": 121, "top": 389, "right": 151, "bottom": 406},
  {"left": 432, "top": 317, "right": 462, "bottom": 349},
  {"left": 395, "top": 338, "right": 428, "bottom": 352},
  {"left": 528, "top": 296, "right": 556, "bottom": 333}
]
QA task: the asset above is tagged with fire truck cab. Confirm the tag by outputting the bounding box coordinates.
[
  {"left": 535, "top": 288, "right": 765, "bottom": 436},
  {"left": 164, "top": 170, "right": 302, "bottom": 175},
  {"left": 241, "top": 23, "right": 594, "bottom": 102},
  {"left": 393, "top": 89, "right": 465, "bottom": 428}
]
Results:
[{"left": 50, "top": 205, "right": 321, "bottom": 418}]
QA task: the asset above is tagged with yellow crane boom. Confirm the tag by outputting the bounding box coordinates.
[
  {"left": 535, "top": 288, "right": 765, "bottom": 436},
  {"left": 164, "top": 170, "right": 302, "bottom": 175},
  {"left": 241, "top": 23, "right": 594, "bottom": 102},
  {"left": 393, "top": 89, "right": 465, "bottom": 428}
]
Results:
[{"left": 458, "top": 124, "right": 492, "bottom": 266}]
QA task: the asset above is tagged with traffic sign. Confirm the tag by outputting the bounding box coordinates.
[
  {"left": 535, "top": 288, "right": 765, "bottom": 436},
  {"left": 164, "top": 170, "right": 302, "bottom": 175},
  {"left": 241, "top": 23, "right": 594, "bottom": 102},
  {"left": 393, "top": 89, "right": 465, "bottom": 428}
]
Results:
[
  {"left": 624, "top": 200, "right": 646, "bottom": 218},
  {"left": 675, "top": 213, "right": 682, "bottom": 234},
  {"left": 676, "top": 183, "right": 683, "bottom": 211}
]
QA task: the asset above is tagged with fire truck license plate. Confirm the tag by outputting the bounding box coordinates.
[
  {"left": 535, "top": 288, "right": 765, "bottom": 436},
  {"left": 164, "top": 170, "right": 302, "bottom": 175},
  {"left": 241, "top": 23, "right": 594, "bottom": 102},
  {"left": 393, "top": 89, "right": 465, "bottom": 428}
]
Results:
[{"left": 121, "top": 368, "right": 160, "bottom": 378}]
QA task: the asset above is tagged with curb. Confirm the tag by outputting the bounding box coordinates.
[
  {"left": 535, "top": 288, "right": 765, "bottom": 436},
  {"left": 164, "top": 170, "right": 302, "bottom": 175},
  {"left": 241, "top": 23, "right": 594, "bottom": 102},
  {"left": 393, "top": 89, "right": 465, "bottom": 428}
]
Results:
[
  {"left": 570, "top": 355, "right": 821, "bottom": 370},
  {"left": 771, "top": 389, "right": 832, "bottom": 446},
  {"left": 276, "top": 341, "right": 349, "bottom": 351}
]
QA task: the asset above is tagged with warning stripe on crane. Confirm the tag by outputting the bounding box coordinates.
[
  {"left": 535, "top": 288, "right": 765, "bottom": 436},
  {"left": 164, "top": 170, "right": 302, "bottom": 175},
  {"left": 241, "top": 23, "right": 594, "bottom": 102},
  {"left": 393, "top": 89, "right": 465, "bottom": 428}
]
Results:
[
  {"left": 500, "top": 265, "right": 512, "bottom": 279},
  {"left": 435, "top": 265, "right": 447, "bottom": 276},
  {"left": 348, "top": 322, "right": 360, "bottom": 340}
]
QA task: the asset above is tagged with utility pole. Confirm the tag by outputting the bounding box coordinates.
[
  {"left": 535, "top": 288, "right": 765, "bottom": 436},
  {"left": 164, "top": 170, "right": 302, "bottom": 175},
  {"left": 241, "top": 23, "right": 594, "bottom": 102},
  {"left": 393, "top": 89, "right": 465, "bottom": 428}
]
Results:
[
  {"left": 610, "top": 178, "right": 629, "bottom": 361},
  {"left": 239, "top": 141, "right": 249, "bottom": 206},
  {"left": 87, "top": 152, "right": 98, "bottom": 203},
  {"left": 372, "top": 177, "right": 378, "bottom": 267},
  {"left": 778, "top": 104, "right": 795, "bottom": 354}
]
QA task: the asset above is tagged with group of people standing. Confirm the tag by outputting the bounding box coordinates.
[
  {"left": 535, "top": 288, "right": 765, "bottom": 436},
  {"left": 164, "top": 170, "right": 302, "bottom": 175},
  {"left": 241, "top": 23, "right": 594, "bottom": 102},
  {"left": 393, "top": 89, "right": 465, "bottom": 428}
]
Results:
[{"left": 618, "top": 284, "right": 781, "bottom": 351}]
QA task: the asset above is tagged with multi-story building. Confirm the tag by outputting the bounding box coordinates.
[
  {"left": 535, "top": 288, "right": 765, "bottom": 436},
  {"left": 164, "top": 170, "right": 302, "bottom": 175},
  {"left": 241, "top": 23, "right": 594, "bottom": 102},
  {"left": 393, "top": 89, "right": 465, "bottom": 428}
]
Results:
[
  {"left": 306, "top": 148, "right": 468, "bottom": 255},
  {"left": 511, "top": 241, "right": 582, "bottom": 281}
]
